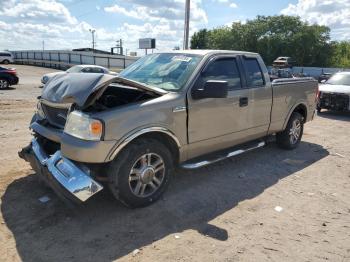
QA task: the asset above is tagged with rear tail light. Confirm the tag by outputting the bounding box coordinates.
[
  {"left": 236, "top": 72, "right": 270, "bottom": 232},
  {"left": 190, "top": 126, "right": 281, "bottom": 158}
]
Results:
[{"left": 4, "top": 68, "right": 17, "bottom": 76}]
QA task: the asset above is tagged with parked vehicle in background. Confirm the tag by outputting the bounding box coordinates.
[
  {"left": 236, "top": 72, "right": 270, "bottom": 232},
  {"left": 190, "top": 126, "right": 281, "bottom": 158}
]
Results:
[
  {"left": 318, "top": 73, "right": 332, "bottom": 83},
  {"left": 0, "top": 51, "right": 14, "bottom": 64},
  {"left": 20, "top": 50, "right": 318, "bottom": 208},
  {"left": 0, "top": 66, "right": 18, "bottom": 89},
  {"left": 272, "top": 56, "right": 295, "bottom": 68},
  {"left": 317, "top": 72, "right": 350, "bottom": 112},
  {"left": 41, "top": 64, "right": 117, "bottom": 85},
  {"left": 269, "top": 68, "right": 294, "bottom": 81}
]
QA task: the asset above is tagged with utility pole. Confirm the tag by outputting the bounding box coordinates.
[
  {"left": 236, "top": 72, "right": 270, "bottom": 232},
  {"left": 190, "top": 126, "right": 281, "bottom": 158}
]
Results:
[
  {"left": 183, "top": 0, "right": 190, "bottom": 50},
  {"left": 42, "top": 40, "right": 45, "bottom": 51},
  {"left": 89, "top": 29, "right": 96, "bottom": 52},
  {"left": 110, "top": 39, "right": 124, "bottom": 55}
]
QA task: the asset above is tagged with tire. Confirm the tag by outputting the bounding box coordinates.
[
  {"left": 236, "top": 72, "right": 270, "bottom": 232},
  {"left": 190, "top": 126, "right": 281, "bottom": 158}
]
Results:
[
  {"left": 276, "top": 112, "right": 304, "bottom": 150},
  {"left": 0, "top": 78, "right": 9, "bottom": 89},
  {"left": 3, "top": 60, "right": 9, "bottom": 64},
  {"left": 108, "top": 138, "right": 173, "bottom": 208}
]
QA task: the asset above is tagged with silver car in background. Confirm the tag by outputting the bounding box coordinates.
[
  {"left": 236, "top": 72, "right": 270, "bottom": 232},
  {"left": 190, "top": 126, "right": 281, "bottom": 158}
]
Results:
[
  {"left": 41, "top": 64, "right": 117, "bottom": 84},
  {"left": 0, "top": 51, "right": 14, "bottom": 64}
]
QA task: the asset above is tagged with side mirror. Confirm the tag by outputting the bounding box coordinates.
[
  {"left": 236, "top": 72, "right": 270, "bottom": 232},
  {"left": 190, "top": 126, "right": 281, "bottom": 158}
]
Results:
[
  {"left": 321, "top": 79, "right": 327, "bottom": 84},
  {"left": 192, "top": 80, "right": 228, "bottom": 100}
]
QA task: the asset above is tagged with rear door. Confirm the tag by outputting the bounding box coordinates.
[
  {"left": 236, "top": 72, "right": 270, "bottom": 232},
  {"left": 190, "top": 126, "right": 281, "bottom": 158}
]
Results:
[{"left": 238, "top": 55, "right": 272, "bottom": 136}]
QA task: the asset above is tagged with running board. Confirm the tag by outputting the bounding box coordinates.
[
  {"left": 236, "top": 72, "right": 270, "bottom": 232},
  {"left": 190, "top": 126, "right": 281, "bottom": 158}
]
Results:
[{"left": 181, "top": 141, "right": 265, "bottom": 169}]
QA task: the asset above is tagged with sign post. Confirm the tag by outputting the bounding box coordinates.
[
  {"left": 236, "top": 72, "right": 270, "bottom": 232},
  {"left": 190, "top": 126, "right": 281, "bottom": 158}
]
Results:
[{"left": 139, "top": 38, "right": 156, "bottom": 55}]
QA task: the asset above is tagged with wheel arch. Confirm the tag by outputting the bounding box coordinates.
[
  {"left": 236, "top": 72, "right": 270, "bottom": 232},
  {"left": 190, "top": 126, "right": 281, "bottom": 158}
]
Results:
[
  {"left": 107, "top": 127, "right": 181, "bottom": 164},
  {"left": 282, "top": 102, "right": 308, "bottom": 130}
]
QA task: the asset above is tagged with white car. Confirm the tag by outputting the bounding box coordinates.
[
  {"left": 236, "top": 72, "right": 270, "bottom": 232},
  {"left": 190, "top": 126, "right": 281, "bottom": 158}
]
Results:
[
  {"left": 318, "top": 72, "right": 350, "bottom": 112},
  {"left": 41, "top": 65, "right": 117, "bottom": 85},
  {"left": 0, "top": 51, "right": 14, "bottom": 64}
]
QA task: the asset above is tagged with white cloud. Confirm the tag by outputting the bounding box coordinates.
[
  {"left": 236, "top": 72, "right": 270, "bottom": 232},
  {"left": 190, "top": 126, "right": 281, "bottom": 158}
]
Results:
[
  {"left": 0, "top": 0, "right": 77, "bottom": 24},
  {"left": 0, "top": 0, "right": 100, "bottom": 50},
  {"left": 104, "top": 5, "right": 141, "bottom": 19},
  {"left": 0, "top": 0, "right": 209, "bottom": 52},
  {"left": 281, "top": 0, "right": 350, "bottom": 40},
  {"left": 213, "top": 0, "right": 238, "bottom": 8},
  {"left": 104, "top": 0, "right": 208, "bottom": 23},
  {"left": 103, "top": 0, "right": 208, "bottom": 50}
]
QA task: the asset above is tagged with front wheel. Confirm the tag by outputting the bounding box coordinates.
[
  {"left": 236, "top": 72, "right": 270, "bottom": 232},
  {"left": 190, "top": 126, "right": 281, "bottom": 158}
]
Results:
[
  {"left": 0, "top": 79, "right": 9, "bottom": 89},
  {"left": 276, "top": 112, "right": 304, "bottom": 150},
  {"left": 108, "top": 138, "right": 173, "bottom": 208}
]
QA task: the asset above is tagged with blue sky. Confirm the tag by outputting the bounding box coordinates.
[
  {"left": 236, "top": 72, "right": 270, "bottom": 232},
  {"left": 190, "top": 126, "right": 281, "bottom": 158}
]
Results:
[{"left": 0, "top": 0, "right": 349, "bottom": 54}]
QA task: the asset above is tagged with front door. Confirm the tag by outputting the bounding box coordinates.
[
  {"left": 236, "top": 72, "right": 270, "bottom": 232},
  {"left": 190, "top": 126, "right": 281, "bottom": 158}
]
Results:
[
  {"left": 187, "top": 56, "right": 245, "bottom": 158},
  {"left": 186, "top": 55, "right": 272, "bottom": 160}
]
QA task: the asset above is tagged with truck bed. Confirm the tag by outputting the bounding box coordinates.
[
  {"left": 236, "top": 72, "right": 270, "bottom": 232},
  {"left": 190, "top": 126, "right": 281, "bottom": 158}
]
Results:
[{"left": 269, "top": 77, "right": 318, "bottom": 133}]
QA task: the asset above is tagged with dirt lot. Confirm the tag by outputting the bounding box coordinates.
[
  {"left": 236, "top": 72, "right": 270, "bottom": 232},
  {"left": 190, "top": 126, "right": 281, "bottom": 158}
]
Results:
[{"left": 0, "top": 65, "right": 349, "bottom": 262}]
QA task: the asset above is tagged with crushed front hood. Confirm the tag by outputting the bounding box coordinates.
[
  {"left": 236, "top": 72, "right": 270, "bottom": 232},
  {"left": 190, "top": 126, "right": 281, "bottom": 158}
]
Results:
[{"left": 41, "top": 73, "right": 167, "bottom": 108}]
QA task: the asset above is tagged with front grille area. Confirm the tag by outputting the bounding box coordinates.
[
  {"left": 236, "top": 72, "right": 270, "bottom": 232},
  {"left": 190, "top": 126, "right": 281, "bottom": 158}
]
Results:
[
  {"left": 320, "top": 92, "right": 349, "bottom": 111},
  {"left": 41, "top": 103, "right": 69, "bottom": 128}
]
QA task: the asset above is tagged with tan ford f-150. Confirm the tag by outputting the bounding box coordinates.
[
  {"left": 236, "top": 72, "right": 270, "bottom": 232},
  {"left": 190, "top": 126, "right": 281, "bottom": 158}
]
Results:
[{"left": 19, "top": 50, "right": 318, "bottom": 207}]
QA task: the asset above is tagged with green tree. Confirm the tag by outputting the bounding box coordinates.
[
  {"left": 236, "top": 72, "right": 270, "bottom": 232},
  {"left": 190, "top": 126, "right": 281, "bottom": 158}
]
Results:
[
  {"left": 330, "top": 41, "right": 350, "bottom": 68},
  {"left": 190, "top": 29, "right": 209, "bottom": 49},
  {"left": 190, "top": 15, "right": 336, "bottom": 67}
]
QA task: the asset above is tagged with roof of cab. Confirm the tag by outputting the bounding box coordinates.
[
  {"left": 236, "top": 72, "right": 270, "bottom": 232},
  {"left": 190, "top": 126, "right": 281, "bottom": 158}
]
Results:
[{"left": 158, "top": 49, "right": 259, "bottom": 56}]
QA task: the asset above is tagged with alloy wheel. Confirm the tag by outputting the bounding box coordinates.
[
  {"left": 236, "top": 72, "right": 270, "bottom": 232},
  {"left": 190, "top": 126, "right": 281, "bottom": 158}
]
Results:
[
  {"left": 0, "top": 79, "right": 9, "bottom": 89},
  {"left": 289, "top": 119, "right": 301, "bottom": 144},
  {"left": 128, "top": 153, "right": 165, "bottom": 198}
]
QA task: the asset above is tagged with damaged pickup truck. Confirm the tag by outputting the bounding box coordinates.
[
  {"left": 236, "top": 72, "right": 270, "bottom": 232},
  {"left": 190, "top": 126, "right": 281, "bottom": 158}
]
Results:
[{"left": 20, "top": 50, "right": 318, "bottom": 207}]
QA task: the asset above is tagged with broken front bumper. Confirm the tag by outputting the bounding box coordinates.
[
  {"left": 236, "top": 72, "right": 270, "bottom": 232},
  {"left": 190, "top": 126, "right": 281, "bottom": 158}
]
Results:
[
  {"left": 318, "top": 92, "right": 350, "bottom": 111},
  {"left": 19, "top": 138, "right": 103, "bottom": 203}
]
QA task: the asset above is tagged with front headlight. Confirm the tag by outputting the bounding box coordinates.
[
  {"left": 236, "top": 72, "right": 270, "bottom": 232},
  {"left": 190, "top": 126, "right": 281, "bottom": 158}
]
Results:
[
  {"left": 42, "top": 76, "right": 48, "bottom": 84},
  {"left": 64, "top": 111, "right": 103, "bottom": 141}
]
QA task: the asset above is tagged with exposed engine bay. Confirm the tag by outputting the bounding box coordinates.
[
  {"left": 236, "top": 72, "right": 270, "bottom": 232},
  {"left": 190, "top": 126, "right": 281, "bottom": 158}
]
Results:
[{"left": 85, "top": 83, "right": 157, "bottom": 112}]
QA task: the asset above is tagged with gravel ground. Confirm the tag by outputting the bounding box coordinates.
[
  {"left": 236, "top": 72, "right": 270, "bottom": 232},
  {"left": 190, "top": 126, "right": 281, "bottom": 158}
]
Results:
[{"left": 0, "top": 65, "right": 349, "bottom": 262}]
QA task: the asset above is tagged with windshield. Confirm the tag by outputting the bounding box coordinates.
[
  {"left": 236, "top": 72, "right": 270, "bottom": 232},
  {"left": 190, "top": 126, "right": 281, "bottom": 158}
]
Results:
[
  {"left": 119, "top": 53, "right": 202, "bottom": 91},
  {"left": 327, "top": 73, "right": 350, "bottom": 86},
  {"left": 67, "top": 66, "right": 83, "bottom": 73}
]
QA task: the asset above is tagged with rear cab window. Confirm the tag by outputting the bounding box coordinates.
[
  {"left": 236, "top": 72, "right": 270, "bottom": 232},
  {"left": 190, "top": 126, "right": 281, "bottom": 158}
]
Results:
[
  {"left": 201, "top": 57, "right": 242, "bottom": 90},
  {"left": 242, "top": 57, "right": 265, "bottom": 87}
]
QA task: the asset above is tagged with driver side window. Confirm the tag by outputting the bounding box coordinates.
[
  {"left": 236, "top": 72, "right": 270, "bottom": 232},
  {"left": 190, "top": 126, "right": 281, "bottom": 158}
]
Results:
[{"left": 202, "top": 58, "right": 242, "bottom": 90}]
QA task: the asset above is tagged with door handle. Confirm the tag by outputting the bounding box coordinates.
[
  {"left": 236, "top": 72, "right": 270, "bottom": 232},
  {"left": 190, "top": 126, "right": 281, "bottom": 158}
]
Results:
[{"left": 239, "top": 97, "right": 248, "bottom": 107}]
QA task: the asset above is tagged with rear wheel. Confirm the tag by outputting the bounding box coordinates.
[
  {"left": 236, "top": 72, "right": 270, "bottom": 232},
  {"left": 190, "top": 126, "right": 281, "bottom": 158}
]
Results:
[
  {"left": 108, "top": 138, "right": 173, "bottom": 208},
  {"left": 276, "top": 112, "right": 304, "bottom": 150},
  {"left": 0, "top": 79, "right": 9, "bottom": 89},
  {"left": 3, "top": 60, "right": 9, "bottom": 64}
]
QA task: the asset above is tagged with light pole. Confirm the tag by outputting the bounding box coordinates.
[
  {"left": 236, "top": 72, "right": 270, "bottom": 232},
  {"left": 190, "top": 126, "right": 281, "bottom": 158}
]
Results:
[
  {"left": 183, "top": 0, "right": 190, "bottom": 50},
  {"left": 89, "top": 29, "right": 96, "bottom": 52}
]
